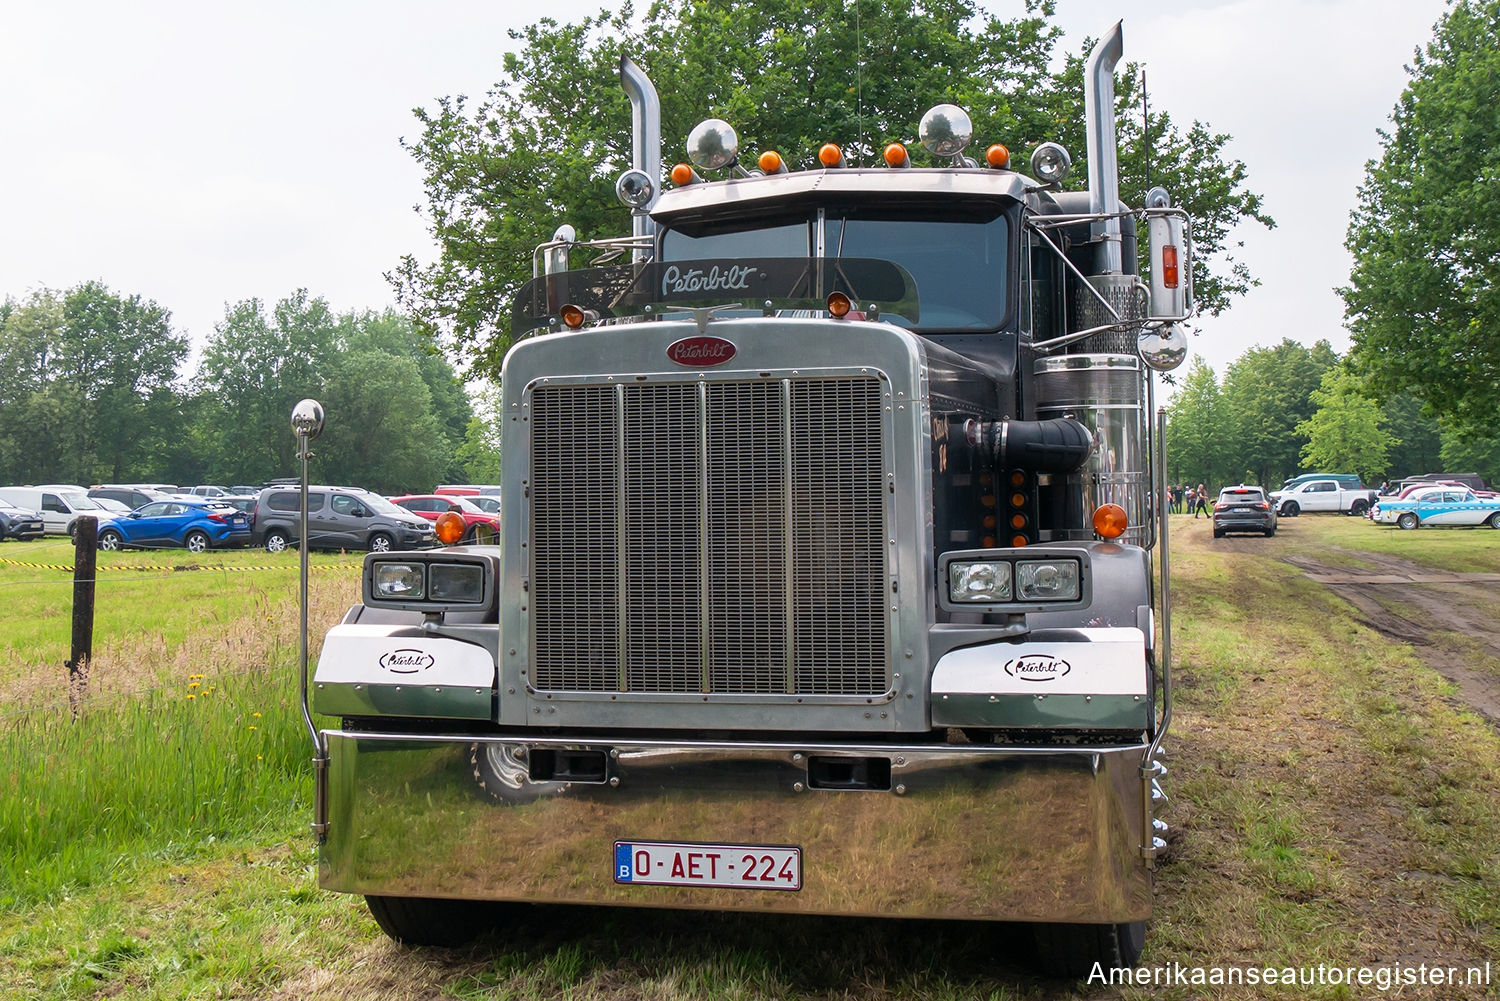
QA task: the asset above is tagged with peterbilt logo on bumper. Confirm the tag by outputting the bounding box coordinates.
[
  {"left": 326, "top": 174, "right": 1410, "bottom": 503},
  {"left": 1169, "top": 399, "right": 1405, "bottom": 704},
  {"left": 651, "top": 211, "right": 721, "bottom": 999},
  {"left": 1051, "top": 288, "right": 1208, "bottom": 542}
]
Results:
[
  {"left": 666, "top": 335, "right": 737, "bottom": 367},
  {"left": 380, "top": 649, "right": 435, "bottom": 674},
  {"left": 1004, "top": 655, "right": 1071, "bottom": 681}
]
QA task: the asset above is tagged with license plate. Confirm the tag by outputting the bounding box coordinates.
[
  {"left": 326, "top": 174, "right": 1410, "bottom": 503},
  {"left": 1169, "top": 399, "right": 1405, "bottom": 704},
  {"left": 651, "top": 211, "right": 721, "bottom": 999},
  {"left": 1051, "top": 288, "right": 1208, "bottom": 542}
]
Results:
[{"left": 614, "top": 841, "right": 801, "bottom": 891}]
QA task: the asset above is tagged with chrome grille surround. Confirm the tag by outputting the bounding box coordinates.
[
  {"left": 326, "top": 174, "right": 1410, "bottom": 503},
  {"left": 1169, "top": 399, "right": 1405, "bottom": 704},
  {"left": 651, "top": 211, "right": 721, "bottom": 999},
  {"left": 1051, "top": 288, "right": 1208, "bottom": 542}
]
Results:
[{"left": 529, "top": 372, "right": 892, "bottom": 699}]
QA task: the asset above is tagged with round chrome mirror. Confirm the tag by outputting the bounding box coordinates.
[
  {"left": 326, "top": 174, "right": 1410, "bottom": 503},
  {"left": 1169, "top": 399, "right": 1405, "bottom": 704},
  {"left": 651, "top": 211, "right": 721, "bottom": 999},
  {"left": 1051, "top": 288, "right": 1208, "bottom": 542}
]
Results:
[
  {"left": 1138, "top": 323, "right": 1189, "bottom": 372},
  {"left": 290, "top": 399, "right": 325, "bottom": 439},
  {"left": 1030, "top": 142, "right": 1072, "bottom": 185},
  {"left": 918, "top": 104, "right": 973, "bottom": 158},
  {"left": 687, "top": 119, "right": 739, "bottom": 170},
  {"left": 1145, "top": 186, "right": 1172, "bottom": 209},
  {"left": 615, "top": 168, "right": 656, "bottom": 208}
]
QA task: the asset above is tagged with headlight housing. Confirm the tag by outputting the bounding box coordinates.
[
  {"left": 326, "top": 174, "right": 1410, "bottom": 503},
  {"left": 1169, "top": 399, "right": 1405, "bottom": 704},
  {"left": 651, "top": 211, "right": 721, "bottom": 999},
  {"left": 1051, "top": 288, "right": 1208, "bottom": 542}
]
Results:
[
  {"left": 363, "top": 552, "right": 498, "bottom": 613},
  {"left": 939, "top": 547, "right": 1089, "bottom": 613}
]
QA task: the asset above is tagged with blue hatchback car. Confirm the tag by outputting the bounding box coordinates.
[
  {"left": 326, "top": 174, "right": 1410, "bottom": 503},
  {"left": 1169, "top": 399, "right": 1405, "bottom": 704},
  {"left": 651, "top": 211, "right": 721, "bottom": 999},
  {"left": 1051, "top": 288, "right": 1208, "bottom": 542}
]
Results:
[{"left": 96, "top": 498, "right": 251, "bottom": 553}]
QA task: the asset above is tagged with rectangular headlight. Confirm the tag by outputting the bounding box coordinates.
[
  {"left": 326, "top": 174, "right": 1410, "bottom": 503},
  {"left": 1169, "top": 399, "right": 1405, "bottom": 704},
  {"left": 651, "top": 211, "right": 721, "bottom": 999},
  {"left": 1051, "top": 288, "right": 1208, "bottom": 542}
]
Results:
[
  {"left": 372, "top": 562, "right": 425, "bottom": 600},
  {"left": 429, "top": 562, "right": 484, "bottom": 603},
  {"left": 948, "top": 561, "right": 1012, "bottom": 602},
  {"left": 1015, "top": 559, "right": 1081, "bottom": 601}
]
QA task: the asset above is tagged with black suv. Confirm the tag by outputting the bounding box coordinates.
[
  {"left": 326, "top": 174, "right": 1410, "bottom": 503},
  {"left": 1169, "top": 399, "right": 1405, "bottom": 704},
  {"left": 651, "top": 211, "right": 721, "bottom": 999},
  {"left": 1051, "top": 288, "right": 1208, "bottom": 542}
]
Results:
[{"left": 253, "top": 486, "right": 436, "bottom": 552}]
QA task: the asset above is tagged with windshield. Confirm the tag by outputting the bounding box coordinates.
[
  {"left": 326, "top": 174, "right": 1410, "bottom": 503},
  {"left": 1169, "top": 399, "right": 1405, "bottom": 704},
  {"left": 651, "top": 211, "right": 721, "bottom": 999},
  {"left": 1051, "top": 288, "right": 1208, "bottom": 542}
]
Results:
[
  {"left": 363, "top": 494, "right": 415, "bottom": 517},
  {"left": 62, "top": 492, "right": 102, "bottom": 510},
  {"left": 661, "top": 206, "right": 1011, "bottom": 332}
]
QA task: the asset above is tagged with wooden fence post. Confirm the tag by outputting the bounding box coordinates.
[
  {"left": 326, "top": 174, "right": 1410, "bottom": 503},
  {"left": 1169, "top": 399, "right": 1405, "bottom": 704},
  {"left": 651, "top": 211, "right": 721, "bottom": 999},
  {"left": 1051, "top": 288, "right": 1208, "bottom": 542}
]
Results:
[{"left": 67, "top": 516, "right": 98, "bottom": 718}]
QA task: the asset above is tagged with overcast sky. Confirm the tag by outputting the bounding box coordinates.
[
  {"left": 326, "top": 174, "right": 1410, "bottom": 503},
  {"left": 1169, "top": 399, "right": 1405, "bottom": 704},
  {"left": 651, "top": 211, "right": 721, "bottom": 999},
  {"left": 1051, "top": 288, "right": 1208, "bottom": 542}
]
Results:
[{"left": 0, "top": 0, "right": 1446, "bottom": 382}]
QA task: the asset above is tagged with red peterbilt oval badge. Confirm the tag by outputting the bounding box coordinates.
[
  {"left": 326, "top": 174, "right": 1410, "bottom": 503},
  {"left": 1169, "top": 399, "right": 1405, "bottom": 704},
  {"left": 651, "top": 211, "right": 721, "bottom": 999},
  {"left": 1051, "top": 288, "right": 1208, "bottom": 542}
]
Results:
[{"left": 666, "top": 335, "right": 736, "bottom": 367}]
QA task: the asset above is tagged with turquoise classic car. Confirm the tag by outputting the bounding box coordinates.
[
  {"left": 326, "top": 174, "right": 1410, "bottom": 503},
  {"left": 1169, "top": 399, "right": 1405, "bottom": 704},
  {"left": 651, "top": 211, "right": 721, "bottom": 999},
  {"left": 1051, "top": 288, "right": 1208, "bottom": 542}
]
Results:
[{"left": 1372, "top": 485, "right": 1500, "bottom": 530}]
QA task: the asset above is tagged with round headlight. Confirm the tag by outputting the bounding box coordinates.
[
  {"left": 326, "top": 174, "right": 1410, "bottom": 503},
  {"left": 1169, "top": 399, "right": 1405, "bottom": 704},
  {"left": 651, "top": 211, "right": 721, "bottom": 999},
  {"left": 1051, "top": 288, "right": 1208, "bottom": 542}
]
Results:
[
  {"left": 615, "top": 168, "right": 656, "bottom": 208},
  {"left": 1030, "top": 142, "right": 1072, "bottom": 185}
]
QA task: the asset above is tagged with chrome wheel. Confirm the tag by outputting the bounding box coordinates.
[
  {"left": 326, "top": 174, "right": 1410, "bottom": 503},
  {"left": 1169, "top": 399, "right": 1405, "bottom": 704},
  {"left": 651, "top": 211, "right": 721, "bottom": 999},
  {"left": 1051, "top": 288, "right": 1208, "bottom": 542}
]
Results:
[
  {"left": 368, "top": 532, "right": 393, "bottom": 553},
  {"left": 185, "top": 531, "right": 209, "bottom": 554}
]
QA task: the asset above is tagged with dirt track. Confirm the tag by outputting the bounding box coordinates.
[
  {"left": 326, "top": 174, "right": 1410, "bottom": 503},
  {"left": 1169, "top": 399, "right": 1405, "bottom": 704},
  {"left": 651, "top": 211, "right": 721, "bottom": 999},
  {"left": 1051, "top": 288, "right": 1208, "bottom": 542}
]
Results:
[{"left": 1212, "top": 524, "right": 1500, "bottom": 726}]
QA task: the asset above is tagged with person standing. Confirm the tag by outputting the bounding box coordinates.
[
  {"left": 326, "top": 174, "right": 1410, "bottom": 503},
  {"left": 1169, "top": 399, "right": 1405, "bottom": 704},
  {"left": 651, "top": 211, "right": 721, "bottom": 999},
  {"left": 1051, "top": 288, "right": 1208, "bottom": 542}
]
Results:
[{"left": 1193, "top": 482, "right": 1209, "bottom": 518}]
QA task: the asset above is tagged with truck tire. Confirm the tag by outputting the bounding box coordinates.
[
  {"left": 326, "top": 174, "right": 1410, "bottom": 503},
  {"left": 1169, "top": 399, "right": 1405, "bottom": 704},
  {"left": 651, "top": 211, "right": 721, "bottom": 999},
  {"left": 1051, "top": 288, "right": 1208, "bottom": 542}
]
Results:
[
  {"left": 1349, "top": 499, "right": 1369, "bottom": 517},
  {"left": 1281, "top": 501, "right": 1299, "bottom": 517},
  {"left": 365, "top": 895, "right": 526, "bottom": 947},
  {"left": 470, "top": 743, "right": 568, "bottom": 804},
  {"left": 1031, "top": 920, "right": 1146, "bottom": 978}
]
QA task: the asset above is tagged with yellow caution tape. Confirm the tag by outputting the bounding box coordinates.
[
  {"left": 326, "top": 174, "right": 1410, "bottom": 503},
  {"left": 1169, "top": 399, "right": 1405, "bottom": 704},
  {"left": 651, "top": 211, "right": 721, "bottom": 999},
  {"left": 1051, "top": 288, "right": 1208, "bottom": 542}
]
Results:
[{"left": 0, "top": 558, "right": 359, "bottom": 574}]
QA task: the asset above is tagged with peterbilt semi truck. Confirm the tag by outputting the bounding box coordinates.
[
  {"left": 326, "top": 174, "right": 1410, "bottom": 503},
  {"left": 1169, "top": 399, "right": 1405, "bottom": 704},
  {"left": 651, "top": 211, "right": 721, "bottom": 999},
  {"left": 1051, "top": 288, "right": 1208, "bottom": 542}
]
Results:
[{"left": 308, "top": 21, "right": 1192, "bottom": 976}]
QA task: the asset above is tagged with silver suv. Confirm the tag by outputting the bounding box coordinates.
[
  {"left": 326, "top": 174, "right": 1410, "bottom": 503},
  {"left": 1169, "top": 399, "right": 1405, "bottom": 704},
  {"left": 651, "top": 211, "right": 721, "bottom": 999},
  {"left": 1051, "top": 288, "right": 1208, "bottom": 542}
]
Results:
[{"left": 253, "top": 486, "right": 436, "bottom": 553}]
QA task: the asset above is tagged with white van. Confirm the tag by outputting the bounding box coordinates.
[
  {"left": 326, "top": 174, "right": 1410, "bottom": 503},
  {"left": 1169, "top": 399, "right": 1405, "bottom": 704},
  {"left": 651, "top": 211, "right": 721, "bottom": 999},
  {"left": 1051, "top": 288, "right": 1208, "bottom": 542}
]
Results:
[{"left": 0, "top": 487, "right": 113, "bottom": 538}]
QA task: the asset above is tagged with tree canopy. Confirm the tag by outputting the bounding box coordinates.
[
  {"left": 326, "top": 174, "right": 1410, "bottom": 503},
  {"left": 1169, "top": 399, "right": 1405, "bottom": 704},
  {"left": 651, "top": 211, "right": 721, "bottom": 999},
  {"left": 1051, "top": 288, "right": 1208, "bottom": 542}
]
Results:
[
  {"left": 392, "top": 0, "right": 1272, "bottom": 376},
  {"left": 1342, "top": 0, "right": 1500, "bottom": 430}
]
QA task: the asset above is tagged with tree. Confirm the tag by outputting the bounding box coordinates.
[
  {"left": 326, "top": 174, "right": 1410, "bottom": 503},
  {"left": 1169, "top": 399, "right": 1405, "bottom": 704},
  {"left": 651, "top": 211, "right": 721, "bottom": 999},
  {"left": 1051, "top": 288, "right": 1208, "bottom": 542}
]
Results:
[
  {"left": 392, "top": 0, "right": 1272, "bottom": 376},
  {"left": 1165, "top": 356, "right": 1231, "bottom": 486},
  {"left": 0, "top": 284, "right": 185, "bottom": 484},
  {"left": 1438, "top": 423, "right": 1500, "bottom": 485},
  {"left": 1381, "top": 393, "right": 1442, "bottom": 478},
  {"left": 1221, "top": 339, "right": 1338, "bottom": 487},
  {"left": 1342, "top": 0, "right": 1500, "bottom": 429},
  {"left": 455, "top": 384, "right": 503, "bottom": 483},
  {"left": 1294, "top": 366, "right": 1397, "bottom": 485}
]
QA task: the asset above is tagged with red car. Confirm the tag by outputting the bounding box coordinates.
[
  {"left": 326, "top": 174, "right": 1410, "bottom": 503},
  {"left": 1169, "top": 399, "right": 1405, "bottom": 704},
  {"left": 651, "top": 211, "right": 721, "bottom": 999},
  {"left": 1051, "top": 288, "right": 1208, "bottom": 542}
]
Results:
[{"left": 388, "top": 494, "right": 501, "bottom": 543}]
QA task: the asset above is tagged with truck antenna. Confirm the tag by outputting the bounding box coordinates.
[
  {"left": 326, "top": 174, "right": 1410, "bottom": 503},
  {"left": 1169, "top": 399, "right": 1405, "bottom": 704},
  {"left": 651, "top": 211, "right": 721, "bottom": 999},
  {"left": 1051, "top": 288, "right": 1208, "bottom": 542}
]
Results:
[{"left": 1142, "top": 68, "right": 1151, "bottom": 196}]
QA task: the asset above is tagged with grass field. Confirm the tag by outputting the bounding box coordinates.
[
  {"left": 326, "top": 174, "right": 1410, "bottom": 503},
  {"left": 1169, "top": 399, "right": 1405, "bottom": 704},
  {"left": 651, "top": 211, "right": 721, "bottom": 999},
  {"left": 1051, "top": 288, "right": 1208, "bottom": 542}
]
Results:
[{"left": 1, "top": 518, "right": 1497, "bottom": 999}]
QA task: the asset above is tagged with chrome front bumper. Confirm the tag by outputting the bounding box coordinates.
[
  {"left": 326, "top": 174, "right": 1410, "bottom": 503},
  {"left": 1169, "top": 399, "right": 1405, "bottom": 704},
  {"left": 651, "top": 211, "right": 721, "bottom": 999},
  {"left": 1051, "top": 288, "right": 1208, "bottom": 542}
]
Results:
[{"left": 319, "top": 731, "right": 1153, "bottom": 923}]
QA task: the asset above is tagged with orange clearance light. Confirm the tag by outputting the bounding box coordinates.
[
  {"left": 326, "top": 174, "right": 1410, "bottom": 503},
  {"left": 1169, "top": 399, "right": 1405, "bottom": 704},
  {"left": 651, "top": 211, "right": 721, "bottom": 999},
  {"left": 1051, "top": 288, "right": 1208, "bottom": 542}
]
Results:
[
  {"left": 435, "top": 510, "right": 467, "bottom": 546},
  {"left": 827, "top": 291, "right": 852, "bottom": 317},
  {"left": 983, "top": 536, "right": 997, "bottom": 548},
  {"left": 560, "top": 304, "right": 588, "bottom": 329},
  {"left": 818, "top": 143, "right": 844, "bottom": 168},
  {"left": 1010, "top": 534, "right": 1029, "bottom": 547},
  {"left": 985, "top": 143, "right": 1010, "bottom": 168},
  {"left": 671, "top": 162, "right": 698, "bottom": 186},
  {"left": 1009, "top": 470, "right": 1026, "bottom": 487},
  {"left": 982, "top": 514, "right": 996, "bottom": 529},
  {"left": 1162, "top": 245, "right": 1180, "bottom": 289},
  {"left": 1010, "top": 492, "right": 1026, "bottom": 508},
  {"left": 1011, "top": 513, "right": 1027, "bottom": 530},
  {"left": 1093, "top": 503, "right": 1128, "bottom": 539},
  {"left": 758, "top": 150, "right": 786, "bottom": 174},
  {"left": 883, "top": 143, "right": 909, "bottom": 167}
]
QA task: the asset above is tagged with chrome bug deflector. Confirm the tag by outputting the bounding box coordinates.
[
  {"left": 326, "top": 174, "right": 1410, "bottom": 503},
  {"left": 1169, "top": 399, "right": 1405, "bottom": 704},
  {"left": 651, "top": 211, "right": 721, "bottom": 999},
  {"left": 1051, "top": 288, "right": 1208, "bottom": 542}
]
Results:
[{"left": 318, "top": 731, "right": 1152, "bottom": 923}]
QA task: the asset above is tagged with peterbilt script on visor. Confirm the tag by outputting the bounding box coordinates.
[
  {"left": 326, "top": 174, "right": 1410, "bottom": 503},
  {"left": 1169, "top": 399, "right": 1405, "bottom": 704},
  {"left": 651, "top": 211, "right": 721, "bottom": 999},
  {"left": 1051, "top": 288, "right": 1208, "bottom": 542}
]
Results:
[
  {"left": 308, "top": 21, "right": 1190, "bottom": 979},
  {"left": 661, "top": 262, "right": 756, "bottom": 294}
]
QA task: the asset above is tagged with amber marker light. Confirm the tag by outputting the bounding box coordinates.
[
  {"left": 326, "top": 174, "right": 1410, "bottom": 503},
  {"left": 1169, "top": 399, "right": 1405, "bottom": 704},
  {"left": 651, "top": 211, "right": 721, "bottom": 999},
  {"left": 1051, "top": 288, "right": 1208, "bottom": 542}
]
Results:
[
  {"left": 985, "top": 144, "right": 1010, "bottom": 168},
  {"left": 758, "top": 150, "right": 786, "bottom": 174},
  {"left": 818, "top": 143, "right": 844, "bottom": 168},
  {"left": 884, "top": 143, "right": 909, "bottom": 167},
  {"left": 1093, "top": 503, "right": 1128, "bottom": 539},
  {"left": 1161, "top": 245, "right": 1180, "bottom": 289},
  {"left": 560, "top": 304, "right": 588, "bottom": 329},
  {"left": 671, "top": 163, "right": 698, "bottom": 185},
  {"left": 1010, "top": 535, "right": 1029, "bottom": 547},
  {"left": 826, "top": 291, "right": 852, "bottom": 317},
  {"left": 1011, "top": 513, "right": 1027, "bottom": 530},
  {"left": 435, "top": 510, "right": 467, "bottom": 546}
]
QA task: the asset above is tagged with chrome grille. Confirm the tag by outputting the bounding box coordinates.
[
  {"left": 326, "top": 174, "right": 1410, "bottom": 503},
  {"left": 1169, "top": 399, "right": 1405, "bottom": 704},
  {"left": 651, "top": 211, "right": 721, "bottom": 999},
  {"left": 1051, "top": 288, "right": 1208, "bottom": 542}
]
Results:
[{"left": 531, "top": 375, "right": 889, "bottom": 697}]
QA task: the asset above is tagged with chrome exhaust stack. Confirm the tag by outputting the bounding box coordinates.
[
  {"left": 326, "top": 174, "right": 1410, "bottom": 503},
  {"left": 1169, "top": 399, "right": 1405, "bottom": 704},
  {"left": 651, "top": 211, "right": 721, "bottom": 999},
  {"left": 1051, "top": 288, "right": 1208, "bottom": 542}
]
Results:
[
  {"left": 1084, "top": 21, "right": 1124, "bottom": 274},
  {"left": 619, "top": 56, "right": 661, "bottom": 260}
]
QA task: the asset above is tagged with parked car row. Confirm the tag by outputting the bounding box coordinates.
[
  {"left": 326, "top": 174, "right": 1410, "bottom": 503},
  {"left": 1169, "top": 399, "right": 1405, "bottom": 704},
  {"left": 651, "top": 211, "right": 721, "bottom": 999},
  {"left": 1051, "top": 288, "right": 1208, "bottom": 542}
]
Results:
[
  {"left": 1371, "top": 485, "right": 1500, "bottom": 530},
  {"left": 0, "top": 481, "right": 503, "bottom": 554}
]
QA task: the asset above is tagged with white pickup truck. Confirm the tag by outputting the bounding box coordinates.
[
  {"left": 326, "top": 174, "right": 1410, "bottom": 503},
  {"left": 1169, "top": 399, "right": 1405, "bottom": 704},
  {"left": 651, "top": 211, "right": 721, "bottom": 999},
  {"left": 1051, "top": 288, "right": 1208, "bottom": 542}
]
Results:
[{"left": 1269, "top": 478, "right": 1378, "bottom": 517}]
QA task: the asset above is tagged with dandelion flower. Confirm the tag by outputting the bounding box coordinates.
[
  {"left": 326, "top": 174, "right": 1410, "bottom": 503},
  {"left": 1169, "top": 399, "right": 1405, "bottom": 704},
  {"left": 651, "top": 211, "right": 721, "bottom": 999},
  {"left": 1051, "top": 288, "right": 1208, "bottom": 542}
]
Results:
[
  {"left": 186, "top": 695, "right": 196, "bottom": 701},
  {"left": 188, "top": 682, "right": 200, "bottom": 689},
  {"left": 252, "top": 712, "right": 262, "bottom": 718},
  {"left": 248, "top": 726, "right": 257, "bottom": 732}
]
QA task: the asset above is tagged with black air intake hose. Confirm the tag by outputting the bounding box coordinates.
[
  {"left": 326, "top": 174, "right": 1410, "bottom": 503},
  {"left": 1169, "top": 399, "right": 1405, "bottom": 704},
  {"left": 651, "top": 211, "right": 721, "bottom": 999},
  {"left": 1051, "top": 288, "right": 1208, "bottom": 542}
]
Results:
[{"left": 988, "top": 417, "right": 1094, "bottom": 473}]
